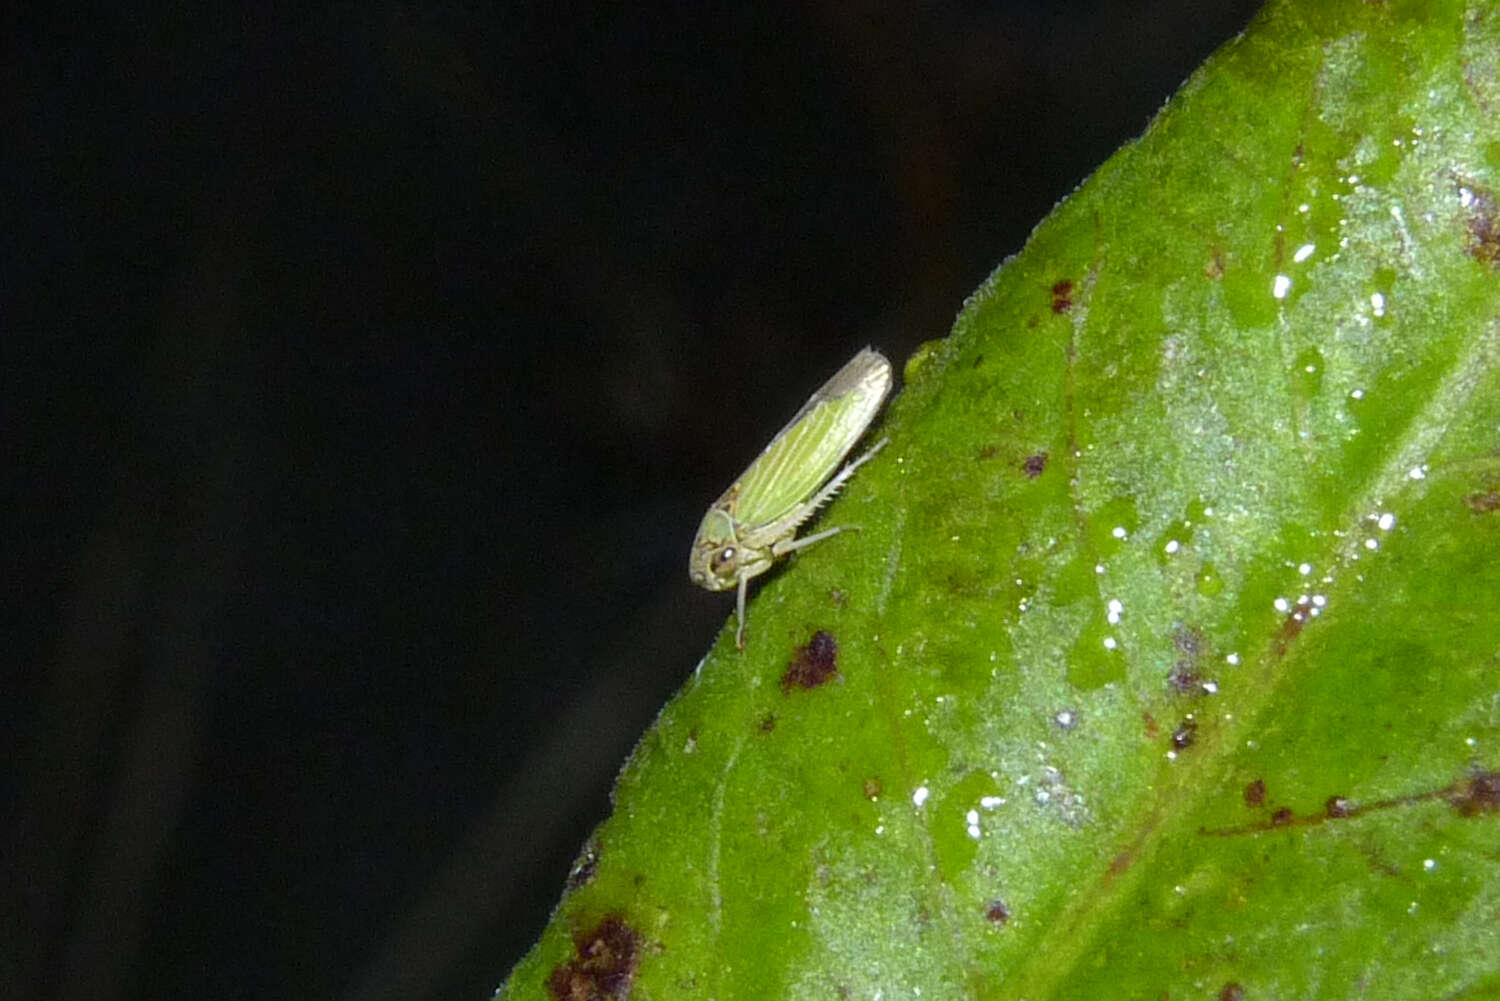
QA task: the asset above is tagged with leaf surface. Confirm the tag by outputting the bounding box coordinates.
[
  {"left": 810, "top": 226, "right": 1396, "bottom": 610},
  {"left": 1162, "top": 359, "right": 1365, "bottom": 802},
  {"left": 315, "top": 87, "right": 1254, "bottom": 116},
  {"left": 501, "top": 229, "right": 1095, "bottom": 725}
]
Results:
[{"left": 501, "top": 2, "right": 1500, "bottom": 998}]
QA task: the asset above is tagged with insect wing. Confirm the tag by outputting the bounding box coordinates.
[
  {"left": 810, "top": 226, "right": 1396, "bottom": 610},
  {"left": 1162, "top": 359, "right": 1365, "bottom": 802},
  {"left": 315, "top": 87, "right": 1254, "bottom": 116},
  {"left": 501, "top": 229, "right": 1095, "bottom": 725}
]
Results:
[{"left": 728, "top": 347, "right": 891, "bottom": 529}]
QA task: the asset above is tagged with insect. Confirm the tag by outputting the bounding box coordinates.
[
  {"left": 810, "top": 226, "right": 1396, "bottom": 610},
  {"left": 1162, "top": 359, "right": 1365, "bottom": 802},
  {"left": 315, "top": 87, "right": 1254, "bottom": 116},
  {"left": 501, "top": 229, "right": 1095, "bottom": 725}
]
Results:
[{"left": 689, "top": 346, "right": 892, "bottom": 649}]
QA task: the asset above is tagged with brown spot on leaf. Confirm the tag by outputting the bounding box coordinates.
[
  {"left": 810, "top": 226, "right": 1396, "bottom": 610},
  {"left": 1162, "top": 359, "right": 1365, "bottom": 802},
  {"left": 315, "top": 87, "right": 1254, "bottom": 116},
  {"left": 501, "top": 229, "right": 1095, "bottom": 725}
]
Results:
[
  {"left": 863, "top": 777, "right": 882, "bottom": 800},
  {"left": 1274, "top": 600, "right": 1316, "bottom": 655},
  {"left": 985, "top": 900, "right": 1011, "bottom": 925},
  {"left": 1204, "top": 250, "right": 1226, "bottom": 279},
  {"left": 782, "top": 630, "right": 839, "bottom": 693},
  {"left": 1460, "top": 180, "right": 1500, "bottom": 268},
  {"left": 1448, "top": 770, "right": 1500, "bottom": 816},
  {"left": 1022, "top": 452, "right": 1048, "bottom": 478},
  {"left": 1051, "top": 279, "right": 1074, "bottom": 313},
  {"left": 1218, "top": 984, "right": 1246, "bottom": 1001},
  {"left": 977, "top": 445, "right": 999, "bottom": 460},
  {"left": 547, "top": 915, "right": 642, "bottom": 1001},
  {"left": 757, "top": 714, "right": 776, "bottom": 734},
  {"left": 1108, "top": 851, "right": 1133, "bottom": 875},
  {"left": 1244, "top": 779, "right": 1266, "bottom": 807},
  {"left": 1209, "top": 769, "right": 1500, "bottom": 837},
  {"left": 1142, "top": 712, "right": 1160, "bottom": 740},
  {"left": 829, "top": 588, "right": 848, "bottom": 607},
  {"left": 1464, "top": 490, "right": 1500, "bottom": 513}
]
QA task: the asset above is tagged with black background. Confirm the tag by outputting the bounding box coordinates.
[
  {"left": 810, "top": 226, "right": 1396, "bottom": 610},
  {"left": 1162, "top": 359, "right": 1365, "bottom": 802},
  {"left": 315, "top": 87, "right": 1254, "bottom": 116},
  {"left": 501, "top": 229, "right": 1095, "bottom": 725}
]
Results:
[{"left": 4, "top": 3, "right": 1260, "bottom": 1000}]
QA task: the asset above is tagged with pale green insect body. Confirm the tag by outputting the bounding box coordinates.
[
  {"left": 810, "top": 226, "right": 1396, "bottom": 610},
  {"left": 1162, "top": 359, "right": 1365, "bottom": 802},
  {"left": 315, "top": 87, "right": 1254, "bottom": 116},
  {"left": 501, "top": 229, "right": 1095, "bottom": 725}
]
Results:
[{"left": 689, "top": 347, "right": 892, "bottom": 648}]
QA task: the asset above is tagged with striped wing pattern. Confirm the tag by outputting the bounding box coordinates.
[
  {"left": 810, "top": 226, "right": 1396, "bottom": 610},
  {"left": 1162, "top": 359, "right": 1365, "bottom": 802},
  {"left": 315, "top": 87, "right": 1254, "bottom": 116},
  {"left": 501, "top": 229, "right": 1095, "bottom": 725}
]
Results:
[{"left": 727, "top": 349, "right": 890, "bottom": 530}]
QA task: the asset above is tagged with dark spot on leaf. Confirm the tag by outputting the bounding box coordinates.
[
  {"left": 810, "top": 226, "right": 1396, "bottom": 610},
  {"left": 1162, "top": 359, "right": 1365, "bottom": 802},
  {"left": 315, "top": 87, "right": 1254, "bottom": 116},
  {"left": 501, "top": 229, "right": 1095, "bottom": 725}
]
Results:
[
  {"left": 1218, "top": 983, "right": 1246, "bottom": 1001},
  {"left": 977, "top": 444, "right": 998, "bottom": 460},
  {"left": 1448, "top": 770, "right": 1500, "bottom": 816},
  {"left": 1051, "top": 279, "right": 1074, "bottom": 313},
  {"left": 782, "top": 630, "right": 839, "bottom": 693},
  {"left": 1168, "top": 628, "right": 1219, "bottom": 696},
  {"left": 1022, "top": 452, "right": 1048, "bottom": 477},
  {"left": 1171, "top": 717, "right": 1198, "bottom": 749},
  {"left": 1464, "top": 490, "right": 1500, "bottom": 513},
  {"left": 1244, "top": 779, "right": 1266, "bottom": 807},
  {"left": 1209, "top": 769, "right": 1500, "bottom": 837},
  {"left": 1173, "top": 626, "right": 1204, "bottom": 657},
  {"left": 547, "top": 915, "right": 642, "bottom": 1001},
  {"left": 862, "top": 777, "right": 882, "bottom": 800},
  {"left": 757, "top": 714, "right": 776, "bottom": 734},
  {"left": 566, "top": 840, "right": 601, "bottom": 891},
  {"left": 1167, "top": 666, "right": 1201, "bottom": 693},
  {"left": 985, "top": 900, "right": 1011, "bottom": 925},
  {"left": 1459, "top": 179, "right": 1500, "bottom": 268},
  {"left": 972, "top": 353, "right": 985, "bottom": 368}
]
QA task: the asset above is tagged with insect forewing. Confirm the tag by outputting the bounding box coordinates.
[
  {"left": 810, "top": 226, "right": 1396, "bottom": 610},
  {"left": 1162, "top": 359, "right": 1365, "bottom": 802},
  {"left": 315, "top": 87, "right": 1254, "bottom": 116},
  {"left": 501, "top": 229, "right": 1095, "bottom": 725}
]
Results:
[{"left": 727, "top": 347, "right": 892, "bottom": 528}]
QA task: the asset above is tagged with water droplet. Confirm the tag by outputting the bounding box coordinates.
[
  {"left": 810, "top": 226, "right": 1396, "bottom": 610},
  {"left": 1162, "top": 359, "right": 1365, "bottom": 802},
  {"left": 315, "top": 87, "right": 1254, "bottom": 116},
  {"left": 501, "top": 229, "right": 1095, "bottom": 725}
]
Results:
[{"left": 1292, "top": 347, "right": 1325, "bottom": 396}]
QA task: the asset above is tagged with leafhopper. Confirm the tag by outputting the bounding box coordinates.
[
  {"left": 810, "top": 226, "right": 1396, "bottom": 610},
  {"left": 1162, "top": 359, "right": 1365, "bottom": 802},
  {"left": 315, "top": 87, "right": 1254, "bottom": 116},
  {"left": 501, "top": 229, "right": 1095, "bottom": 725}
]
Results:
[{"left": 689, "top": 346, "right": 892, "bottom": 649}]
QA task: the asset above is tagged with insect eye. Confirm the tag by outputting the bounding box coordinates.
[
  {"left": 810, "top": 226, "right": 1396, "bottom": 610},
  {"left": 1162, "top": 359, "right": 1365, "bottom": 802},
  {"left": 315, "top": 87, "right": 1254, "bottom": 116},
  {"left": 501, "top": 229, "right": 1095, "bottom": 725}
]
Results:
[{"left": 711, "top": 546, "right": 737, "bottom": 573}]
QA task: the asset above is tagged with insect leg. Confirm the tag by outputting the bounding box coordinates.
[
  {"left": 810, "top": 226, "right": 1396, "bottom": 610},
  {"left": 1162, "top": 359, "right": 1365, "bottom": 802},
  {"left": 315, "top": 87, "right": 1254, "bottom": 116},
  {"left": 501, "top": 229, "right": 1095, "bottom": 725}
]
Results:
[
  {"left": 773, "top": 523, "right": 851, "bottom": 557},
  {"left": 803, "top": 437, "right": 887, "bottom": 518},
  {"left": 735, "top": 574, "right": 748, "bottom": 650}
]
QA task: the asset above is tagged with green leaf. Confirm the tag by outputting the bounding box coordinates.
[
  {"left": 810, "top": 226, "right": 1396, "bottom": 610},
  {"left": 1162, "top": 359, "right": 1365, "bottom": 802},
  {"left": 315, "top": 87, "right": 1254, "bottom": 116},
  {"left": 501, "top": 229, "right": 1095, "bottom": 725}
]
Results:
[{"left": 500, "top": 1, "right": 1500, "bottom": 998}]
